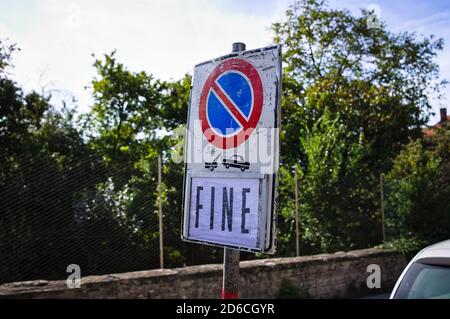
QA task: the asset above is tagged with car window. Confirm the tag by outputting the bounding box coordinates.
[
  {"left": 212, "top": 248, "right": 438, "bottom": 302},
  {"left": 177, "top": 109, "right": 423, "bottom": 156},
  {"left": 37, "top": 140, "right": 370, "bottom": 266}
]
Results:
[{"left": 393, "top": 262, "right": 450, "bottom": 299}]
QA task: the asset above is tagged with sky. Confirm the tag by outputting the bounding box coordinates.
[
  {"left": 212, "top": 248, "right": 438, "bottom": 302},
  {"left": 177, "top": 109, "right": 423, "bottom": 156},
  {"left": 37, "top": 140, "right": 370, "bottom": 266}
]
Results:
[{"left": 0, "top": 0, "right": 449, "bottom": 124}]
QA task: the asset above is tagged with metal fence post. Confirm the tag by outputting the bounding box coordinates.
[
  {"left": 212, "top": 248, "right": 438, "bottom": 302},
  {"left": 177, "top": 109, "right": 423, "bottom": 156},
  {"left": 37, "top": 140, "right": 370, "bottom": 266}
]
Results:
[
  {"left": 380, "top": 173, "right": 385, "bottom": 242},
  {"left": 294, "top": 168, "right": 300, "bottom": 256},
  {"left": 158, "top": 155, "right": 164, "bottom": 269}
]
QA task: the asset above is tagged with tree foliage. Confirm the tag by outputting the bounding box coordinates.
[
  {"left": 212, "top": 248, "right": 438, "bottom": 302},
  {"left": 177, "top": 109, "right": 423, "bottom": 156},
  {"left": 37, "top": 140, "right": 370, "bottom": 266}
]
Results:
[
  {"left": 273, "top": 0, "right": 445, "bottom": 252},
  {"left": 0, "top": 1, "right": 448, "bottom": 282},
  {"left": 385, "top": 127, "right": 450, "bottom": 246}
]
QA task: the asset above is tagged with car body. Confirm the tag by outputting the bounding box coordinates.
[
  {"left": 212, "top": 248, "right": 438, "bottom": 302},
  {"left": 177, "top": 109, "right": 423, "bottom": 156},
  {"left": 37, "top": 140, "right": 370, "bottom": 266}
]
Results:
[
  {"left": 390, "top": 240, "right": 450, "bottom": 299},
  {"left": 222, "top": 155, "right": 250, "bottom": 171}
]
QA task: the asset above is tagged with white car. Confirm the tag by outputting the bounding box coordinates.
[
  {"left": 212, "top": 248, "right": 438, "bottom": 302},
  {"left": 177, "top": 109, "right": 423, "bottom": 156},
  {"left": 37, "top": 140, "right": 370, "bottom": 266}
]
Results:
[{"left": 390, "top": 240, "right": 450, "bottom": 299}]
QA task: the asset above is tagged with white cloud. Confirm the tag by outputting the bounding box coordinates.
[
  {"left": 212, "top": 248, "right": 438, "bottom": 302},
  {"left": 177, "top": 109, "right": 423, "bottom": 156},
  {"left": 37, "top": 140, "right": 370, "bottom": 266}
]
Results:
[
  {"left": 5, "top": 0, "right": 446, "bottom": 125},
  {"left": 2, "top": 0, "right": 290, "bottom": 112}
]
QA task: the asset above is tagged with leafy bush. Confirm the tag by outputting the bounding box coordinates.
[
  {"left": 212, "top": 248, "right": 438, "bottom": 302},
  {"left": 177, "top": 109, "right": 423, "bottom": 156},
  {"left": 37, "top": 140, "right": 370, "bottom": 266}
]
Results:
[
  {"left": 385, "top": 127, "right": 450, "bottom": 247},
  {"left": 378, "top": 237, "right": 428, "bottom": 256}
]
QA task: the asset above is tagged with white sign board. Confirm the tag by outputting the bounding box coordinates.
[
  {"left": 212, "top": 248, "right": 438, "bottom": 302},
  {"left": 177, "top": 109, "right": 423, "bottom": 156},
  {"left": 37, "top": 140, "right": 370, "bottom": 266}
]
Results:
[
  {"left": 188, "top": 177, "right": 260, "bottom": 248},
  {"left": 182, "top": 45, "right": 281, "bottom": 253}
]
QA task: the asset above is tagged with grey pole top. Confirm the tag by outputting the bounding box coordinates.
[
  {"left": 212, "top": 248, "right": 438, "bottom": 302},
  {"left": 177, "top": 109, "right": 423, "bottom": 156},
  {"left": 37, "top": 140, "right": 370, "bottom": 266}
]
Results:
[{"left": 232, "top": 42, "right": 246, "bottom": 53}]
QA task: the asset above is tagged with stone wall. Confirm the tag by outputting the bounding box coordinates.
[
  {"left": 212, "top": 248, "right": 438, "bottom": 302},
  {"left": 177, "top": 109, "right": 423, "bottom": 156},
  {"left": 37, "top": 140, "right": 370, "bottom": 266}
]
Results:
[{"left": 0, "top": 248, "right": 406, "bottom": 299}]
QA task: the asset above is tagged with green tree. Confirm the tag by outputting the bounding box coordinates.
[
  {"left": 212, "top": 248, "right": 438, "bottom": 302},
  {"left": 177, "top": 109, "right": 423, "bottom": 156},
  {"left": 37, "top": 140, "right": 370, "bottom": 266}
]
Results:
[
  {"left": 273, "top": 0, "right": 445, "bottom": 252},
  {"left": 79, "top": 52, "right": 167, "bottom": 267},
  {"left": 80, "top": 53, "right": 218, "bottom": 269},
  {"left": 84, "top": 51, "right": 165, "bottom": 162},
  {"left": 385, "top": 127, "right": 450, "bottom": 247},
  {"left": 0, "top": 40, "right": 102, "bottom": 281}
]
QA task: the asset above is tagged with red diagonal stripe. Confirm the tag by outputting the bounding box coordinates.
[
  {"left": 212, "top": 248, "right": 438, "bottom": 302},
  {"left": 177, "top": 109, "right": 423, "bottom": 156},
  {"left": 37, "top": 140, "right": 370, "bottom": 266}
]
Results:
[{"left": 211, "top": 81, "right": 248, "bottom": 128}]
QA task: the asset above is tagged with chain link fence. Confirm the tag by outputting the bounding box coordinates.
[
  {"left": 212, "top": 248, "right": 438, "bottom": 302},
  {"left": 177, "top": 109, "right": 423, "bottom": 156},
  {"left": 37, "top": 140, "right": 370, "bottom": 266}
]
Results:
[{"left": 0, "top": 152, "right": 264, "bottom": 284}]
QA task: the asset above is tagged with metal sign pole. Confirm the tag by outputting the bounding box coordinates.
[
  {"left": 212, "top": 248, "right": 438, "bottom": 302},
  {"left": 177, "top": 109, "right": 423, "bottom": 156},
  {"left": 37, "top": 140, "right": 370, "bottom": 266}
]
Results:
[
  {"left": 222, "top": 248, "right": 239, "bottom": 299},
  {"left": 222, "top": 41, "right": 246, "bottom": 300}
]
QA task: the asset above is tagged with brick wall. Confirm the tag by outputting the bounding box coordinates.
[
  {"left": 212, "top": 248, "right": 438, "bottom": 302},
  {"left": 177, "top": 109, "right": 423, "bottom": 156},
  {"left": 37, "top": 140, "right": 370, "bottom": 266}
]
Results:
[{"left": 0, "top": 248, "right": 406, "bottom": 299}]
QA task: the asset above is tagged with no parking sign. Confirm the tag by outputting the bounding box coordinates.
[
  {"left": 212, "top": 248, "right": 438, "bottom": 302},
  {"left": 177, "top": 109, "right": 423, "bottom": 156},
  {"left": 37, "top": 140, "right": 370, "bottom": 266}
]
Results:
[
  {"left": 199, "top": 58, "right": 263, "bottom": 149},
  {"left": 182, "top": 45, "right": 281, "bottom": 253}
]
